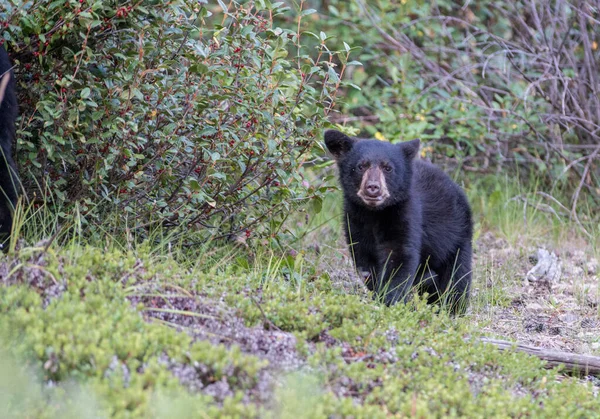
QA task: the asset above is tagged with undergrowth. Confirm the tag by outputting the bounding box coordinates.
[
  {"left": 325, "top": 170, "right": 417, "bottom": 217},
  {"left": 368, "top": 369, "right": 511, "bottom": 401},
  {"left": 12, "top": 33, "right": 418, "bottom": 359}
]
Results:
[{"left": 0, "top": 175, "right": 599, "bottom": 418}]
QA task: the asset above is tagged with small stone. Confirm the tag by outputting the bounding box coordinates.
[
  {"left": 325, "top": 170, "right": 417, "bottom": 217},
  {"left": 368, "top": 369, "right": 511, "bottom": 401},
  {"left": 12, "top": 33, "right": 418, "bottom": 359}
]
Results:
[
  {"left": 586, "top": 258, "right": 598, "bottom": 276},
  {"left": 581, "top": 318, "right": 599, "bottom": 329},
  {"left": 559, "top": 313, "right": 578, "bottom": 324},
  {"left": 526, "top": 302, "right": 544, "bottom": 311},
  {"left": 524, "top": 320, "right": 545, "bottom": 333}
]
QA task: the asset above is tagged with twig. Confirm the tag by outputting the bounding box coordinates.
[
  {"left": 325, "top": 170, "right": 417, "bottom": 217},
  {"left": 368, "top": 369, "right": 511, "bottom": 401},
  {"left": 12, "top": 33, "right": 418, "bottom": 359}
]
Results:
[
  {"left": 250, "top": 295, "right": 281, "bottom": 331},
  {"left": 480, "top": 337, "right": 600, "bottom": 377},
  {"left": 329, "top": 114, "right": 382, "bottom": 124}
]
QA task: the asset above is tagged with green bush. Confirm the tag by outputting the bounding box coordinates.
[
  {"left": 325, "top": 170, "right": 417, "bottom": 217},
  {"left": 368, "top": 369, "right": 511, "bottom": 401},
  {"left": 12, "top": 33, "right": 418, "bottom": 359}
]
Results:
[
  {"left": 296, "top": 0, "right": 599, "bottom": 223},
  {"left": 295, "top": 0, "right": 535, "bottom": 153},
  {"left": 2, "top": 1, "right": 355, "bottom": 239}
]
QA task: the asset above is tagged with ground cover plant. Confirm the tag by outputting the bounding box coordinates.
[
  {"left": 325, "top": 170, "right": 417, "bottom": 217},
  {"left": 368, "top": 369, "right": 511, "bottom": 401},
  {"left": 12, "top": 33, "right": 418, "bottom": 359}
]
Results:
[
  {"left": 0, "top": 215, "right": 599, "bottom": 418},
  {"left": 0, "top": 0, "right": 599, "bottom": 418}
]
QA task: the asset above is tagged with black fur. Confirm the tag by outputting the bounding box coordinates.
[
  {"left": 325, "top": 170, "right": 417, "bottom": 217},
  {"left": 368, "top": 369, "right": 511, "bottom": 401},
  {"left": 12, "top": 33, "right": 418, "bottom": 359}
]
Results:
[
  {"left": 325, "top": 130, "right": 472, "bottom": 314},
  {"left": 0, "top": 45, "right": 20, "bottom": 246}
]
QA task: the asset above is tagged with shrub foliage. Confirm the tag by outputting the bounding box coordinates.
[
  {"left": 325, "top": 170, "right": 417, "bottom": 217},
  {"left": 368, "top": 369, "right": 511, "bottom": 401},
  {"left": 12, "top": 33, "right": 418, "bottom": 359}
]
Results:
[
  {"left": 2, "top": 0, "right": 354, "bottom": 238},
  {"left": 301, "top": 0, "right": 599, "bottom": 228}
]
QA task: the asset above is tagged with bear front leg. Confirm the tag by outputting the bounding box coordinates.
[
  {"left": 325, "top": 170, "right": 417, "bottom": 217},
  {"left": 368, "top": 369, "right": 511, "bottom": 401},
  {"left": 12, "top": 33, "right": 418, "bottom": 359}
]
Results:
[
  {"left": 377, "top": 246, "right": 419, "bottom": 306},
  {"left": 344, "top": 220, "right": 379, "bottom": 292},
  {"left": 435, "top": 245, "right": 472, "bottom": 315},
  {"left": 349, "top": 240, "right": 379, "bottom": 292}
]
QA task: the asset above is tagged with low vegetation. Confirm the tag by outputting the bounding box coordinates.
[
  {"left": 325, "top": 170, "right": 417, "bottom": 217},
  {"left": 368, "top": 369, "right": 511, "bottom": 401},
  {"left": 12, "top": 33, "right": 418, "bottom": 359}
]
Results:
[{"left": 1, "top": 180, "right": 599, "bottom": 417}]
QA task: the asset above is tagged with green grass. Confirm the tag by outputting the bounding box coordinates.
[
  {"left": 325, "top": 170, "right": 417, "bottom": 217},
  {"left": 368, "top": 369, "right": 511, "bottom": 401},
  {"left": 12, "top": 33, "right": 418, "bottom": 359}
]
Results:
[{"left": 465, "top": 172, "right": 595, "bottom": 249}]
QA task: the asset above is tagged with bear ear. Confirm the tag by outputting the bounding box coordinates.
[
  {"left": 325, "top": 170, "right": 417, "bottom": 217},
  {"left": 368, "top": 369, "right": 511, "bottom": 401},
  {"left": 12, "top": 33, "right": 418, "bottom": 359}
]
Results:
[
  {"left": 324, "top": 130, "right": 356, "bottom": 160},
  {"left": 401, "top": 138, "right": 420, "bottom": 160}
]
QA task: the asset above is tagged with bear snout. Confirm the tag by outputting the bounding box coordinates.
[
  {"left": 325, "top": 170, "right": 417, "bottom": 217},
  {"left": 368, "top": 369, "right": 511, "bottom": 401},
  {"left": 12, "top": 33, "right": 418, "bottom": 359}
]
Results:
[
  {"left": 357, "top": 167, "right": 390, "bottom": 206},
  {"left": 365, "top": 181, "right": 380, "bottom": 197}
]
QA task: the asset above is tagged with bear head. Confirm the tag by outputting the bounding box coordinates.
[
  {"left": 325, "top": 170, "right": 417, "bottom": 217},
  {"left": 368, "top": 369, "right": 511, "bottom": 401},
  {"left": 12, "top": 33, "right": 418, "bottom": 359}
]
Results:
[{"left": 324, "top": 130, "right": 420, "bottom": 209}]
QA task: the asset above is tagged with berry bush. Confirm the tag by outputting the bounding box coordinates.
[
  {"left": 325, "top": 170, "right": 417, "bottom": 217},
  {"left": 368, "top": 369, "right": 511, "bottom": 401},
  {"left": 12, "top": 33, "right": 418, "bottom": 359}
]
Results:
[{"left": 2, "top": 0, "right": 355, "bottom": 239}]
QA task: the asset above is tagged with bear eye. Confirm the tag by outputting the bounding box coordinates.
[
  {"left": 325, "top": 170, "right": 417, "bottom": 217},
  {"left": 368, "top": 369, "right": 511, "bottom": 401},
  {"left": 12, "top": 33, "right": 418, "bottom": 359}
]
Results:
[
  {"left": 382, "top": 164, "right": 392, "bottom": 172},
  {"left": 357, "top": 162, "right": 368, "bottom": 171}
]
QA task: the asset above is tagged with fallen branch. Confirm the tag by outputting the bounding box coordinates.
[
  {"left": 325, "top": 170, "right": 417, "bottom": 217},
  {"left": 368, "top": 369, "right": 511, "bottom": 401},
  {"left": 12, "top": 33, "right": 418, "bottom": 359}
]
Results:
[
  {"left": 250, "top": 295, "right": 281, "bottom": 332},
  {"left": 480, "top": 337, "right": 600, "bottom": 377}
]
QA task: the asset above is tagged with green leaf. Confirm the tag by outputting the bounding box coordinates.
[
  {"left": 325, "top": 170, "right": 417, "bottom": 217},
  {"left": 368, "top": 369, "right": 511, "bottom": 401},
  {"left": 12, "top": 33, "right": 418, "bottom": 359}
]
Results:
[
  {"left": 301, "top": 8, "right": 317, "bottom": 17},
  {"left": 217, "top": 0, "right": 228, "bottom": 12},
  {"left": 310, "top": 196, "right": 322, "bottom": 214},
  {"left": 189, "top": 179, "right": 201, "bottom": 191},
  {"left": 190, "top": 63, "right": 209, "bottom": 74},
  {"left": 327, "top": 66, "right": 339, "bottom": 83}
]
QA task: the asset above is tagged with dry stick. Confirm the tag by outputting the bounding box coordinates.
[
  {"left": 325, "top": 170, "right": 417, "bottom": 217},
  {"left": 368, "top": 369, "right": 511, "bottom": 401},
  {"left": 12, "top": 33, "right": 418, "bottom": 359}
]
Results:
[
  {"left": 250, "top": 295, "right": 281, "bottom": 332},
  {"left": 329, "top": 114, "right": 382, "bottom": 124},
  {"left": 480, "top": 338, "right": 600, "bottom": 377},
  {"left": 508, "top": 195, "right": 567, "bottom": 220}
]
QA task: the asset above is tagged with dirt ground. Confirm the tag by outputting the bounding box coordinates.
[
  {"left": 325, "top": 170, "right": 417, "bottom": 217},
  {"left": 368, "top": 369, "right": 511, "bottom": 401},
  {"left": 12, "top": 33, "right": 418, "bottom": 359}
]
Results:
[
  {"left": 473, "top": 231, "right": 600, "bottom": 355},
  {"left": 317, "top": 226, "right": 600, "bottom": 356}
]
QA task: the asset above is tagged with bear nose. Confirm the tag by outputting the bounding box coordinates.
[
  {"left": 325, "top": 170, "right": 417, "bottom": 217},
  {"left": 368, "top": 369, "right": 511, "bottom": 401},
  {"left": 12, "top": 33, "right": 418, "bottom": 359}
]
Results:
[{"left": 366, "top": 181, "right": 381, "bottom": 197}]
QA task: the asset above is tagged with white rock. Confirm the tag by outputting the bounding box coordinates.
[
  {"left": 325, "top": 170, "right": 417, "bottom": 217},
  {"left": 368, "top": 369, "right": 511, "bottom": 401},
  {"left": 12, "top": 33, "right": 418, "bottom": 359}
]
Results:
[
  {"left": 526, "top": 302, "right": 544, "bottom": 311},
  {"left": 526, "top": 248, "right": 562, "bottom": 283}
]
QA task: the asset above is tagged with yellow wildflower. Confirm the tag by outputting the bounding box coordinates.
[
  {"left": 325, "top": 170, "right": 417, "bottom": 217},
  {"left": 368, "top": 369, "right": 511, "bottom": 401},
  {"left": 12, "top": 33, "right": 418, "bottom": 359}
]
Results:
[{"left": 374, "top": 132, "right": 388, "bottom": 142}]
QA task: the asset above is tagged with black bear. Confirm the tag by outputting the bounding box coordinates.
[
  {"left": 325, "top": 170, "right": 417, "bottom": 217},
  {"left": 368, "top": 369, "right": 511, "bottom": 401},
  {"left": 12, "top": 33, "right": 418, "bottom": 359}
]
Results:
[
  {"left": 0, "top": 45, "right": 20, "bottom": 248},
  {"left": 325, "top": 130, "right": 472, "bottom": 314}
]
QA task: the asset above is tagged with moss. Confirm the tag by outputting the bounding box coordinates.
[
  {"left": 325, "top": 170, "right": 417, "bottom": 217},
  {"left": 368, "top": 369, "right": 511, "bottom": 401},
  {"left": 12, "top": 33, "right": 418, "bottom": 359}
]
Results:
[{"left": 0, "top": 247, "right": 268, "bottom": 417}]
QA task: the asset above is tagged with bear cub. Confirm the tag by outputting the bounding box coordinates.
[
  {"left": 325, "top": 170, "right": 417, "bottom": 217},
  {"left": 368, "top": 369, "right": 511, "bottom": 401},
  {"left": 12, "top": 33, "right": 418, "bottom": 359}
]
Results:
[
  {"left": 325, "top": 130, "right": 472, "bottom": 314},
  {"left": 0, "top": 45, "right": 20, "bottom": 247}
]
